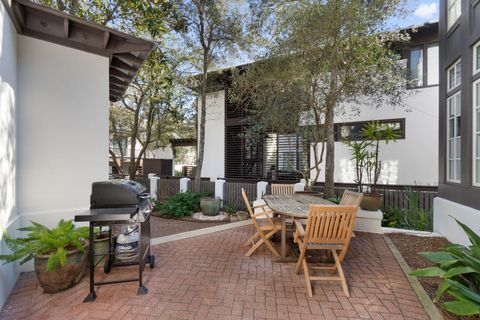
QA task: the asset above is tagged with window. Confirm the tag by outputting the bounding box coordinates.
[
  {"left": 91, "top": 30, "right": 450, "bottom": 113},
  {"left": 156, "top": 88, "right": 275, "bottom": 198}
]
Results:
[
  {"left": 474, "top": 80, "right": 480, "bottom": 186},
  {"left": 447, "top": 91, "right": 461, "bottom": 183},
  {"left": 406, "top": 44, "right": 438, "bottom": 88},
  {"left": 334, "top": 119, "right": 405, "bottom": 141},
  {"left": 474, "top": 41, "right": 480, "bottom": 75},
  {"left": 409, "top": 47, "right": 423, "bottom": 87},
  {"left": 427, "top": 45, "right": 439, "bottom": 85},
  {"left": 447, "top": 0, "right": 461, "bottom": 30},
  {"left": 447, "top": 59, "right": 461, "bottom": 91}
]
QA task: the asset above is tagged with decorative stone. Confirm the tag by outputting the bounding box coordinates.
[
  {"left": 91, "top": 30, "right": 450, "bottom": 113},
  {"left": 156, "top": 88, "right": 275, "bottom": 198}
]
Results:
[{"left": 192, "top": 211, "right": 229, "bottom": 222}]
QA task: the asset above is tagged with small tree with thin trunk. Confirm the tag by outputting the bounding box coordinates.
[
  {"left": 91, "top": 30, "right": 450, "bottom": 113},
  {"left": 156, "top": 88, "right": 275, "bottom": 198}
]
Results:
[
  {"left": 244, "top": 0, "right": 410, "bottom": 196},
  {"left": 174, "top": 0, "right": 250, "bottom": 191}
]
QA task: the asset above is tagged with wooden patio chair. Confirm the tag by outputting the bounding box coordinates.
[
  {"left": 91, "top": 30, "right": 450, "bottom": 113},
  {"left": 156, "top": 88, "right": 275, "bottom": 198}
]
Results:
[
  {"left": 241, "top": 188, "right": 282, "bottom": 257},
  {"left": 293, "top": 205, "right": 357, "bottom": 297},
  {"left": 271, "top": 184, "right": 294, "bottom": 195},
  {"left": 339, "top": 190, "right": 364, "bottom": 208}
]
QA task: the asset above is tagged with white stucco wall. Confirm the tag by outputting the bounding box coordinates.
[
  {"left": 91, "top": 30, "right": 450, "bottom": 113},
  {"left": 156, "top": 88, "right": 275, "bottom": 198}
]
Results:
[
  {"left": 199, "top": 90, "right": 225, "bottom": 179},
  {"left": 16, "top": 36, "right": 109, "bottom": 225},
  {"left": 0, "top": 1, "right": 20, "bottom": 309},
  {"left": 434, "top": 197, "right": 480, "bottom": 245},
  {"left": 312, "top": 86, "right": 439, "bottom": 186}
]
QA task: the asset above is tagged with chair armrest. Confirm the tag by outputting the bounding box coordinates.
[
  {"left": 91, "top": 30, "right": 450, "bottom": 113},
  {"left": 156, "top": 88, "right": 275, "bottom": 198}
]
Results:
[
  {"left": 253, "top": 203, "right": 270, "bottom": 210},
  {"left": 294, "top": 219, "right": 306, "bottom": 237},
  {"left": 253, "top": 210, "right": 276, "bottom": 218}
]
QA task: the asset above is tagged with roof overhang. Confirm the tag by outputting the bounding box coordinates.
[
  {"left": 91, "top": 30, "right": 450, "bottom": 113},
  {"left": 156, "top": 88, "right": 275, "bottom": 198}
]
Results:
[{"left": 2, "top": 0, "right": 155, "bottom": 102}]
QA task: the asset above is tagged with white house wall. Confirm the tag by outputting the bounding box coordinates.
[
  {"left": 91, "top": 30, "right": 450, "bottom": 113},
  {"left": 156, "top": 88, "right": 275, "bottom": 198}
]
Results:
[
  {"left": 0, "top": 1, "right": 20, "bottom": 309},
  {"left": 16, "top": 36, "right": 109, "bottom": 226},
  {"left": 199, "top": 90, "right": 225, "bottom": 179},
  {"left": 311, "top": 86, "right": 439, "bottom": 186}
]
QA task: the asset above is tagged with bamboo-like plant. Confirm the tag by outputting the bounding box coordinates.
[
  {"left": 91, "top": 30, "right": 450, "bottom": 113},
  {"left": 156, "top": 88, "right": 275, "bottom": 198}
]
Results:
[
  {"left": 0, "top": 220, "right": 88, "bottom": 271},
  {"left": 410, "top": 219, "right": 480, "bottom": 316}
]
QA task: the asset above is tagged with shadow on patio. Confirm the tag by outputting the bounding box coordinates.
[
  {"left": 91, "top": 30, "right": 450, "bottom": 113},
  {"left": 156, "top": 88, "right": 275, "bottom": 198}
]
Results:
[{"left": 1, "top": 225, "right": 428, "bottom": 320}]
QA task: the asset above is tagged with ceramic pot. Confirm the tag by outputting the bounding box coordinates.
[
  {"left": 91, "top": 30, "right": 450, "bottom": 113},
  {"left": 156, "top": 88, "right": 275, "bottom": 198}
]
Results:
[
  {"left": 236, "top": 211, "right": 249, "bottom": 221},
  {"left": 200, "top": 197, "right": 222, "bottom": 216},
  {"left": 360, "top": 193, "right": 383, "bottom": 211}
]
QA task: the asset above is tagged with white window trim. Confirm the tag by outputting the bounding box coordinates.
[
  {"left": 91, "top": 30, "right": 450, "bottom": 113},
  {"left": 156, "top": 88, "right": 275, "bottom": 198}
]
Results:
[
  {"left": 447, "top": 91, "right": 461, "bottom": 183},
  {"left": 447, "top": 59, "right": 461, "bottom": 92},
  {"left": 474, "top": 79, "right": 480, "bottom": 187},
  {"left": 474, "top": 41, "right": 480, "bottom": 75}
]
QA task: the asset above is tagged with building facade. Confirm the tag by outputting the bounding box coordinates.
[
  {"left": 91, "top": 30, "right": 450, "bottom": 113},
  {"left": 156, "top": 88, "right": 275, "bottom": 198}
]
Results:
[
  {"left": 199, "top": 23, "right": 440, "bottom": 186},
  {"left": 434, "top": 0, "right": 480, "bottom": 244}
]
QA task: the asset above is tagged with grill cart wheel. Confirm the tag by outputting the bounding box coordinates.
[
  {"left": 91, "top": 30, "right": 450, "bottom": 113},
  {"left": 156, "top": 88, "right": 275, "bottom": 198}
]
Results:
[
  {"left": 104, "top": 256, "right": 113, "bottom": 274},
  {"left": 149, "top": 255, "right": 155, "bottom": 269}
]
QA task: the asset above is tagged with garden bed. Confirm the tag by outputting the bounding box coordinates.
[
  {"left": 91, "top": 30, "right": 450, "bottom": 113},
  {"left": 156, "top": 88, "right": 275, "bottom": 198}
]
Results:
[{"left": 387, "top": 233, "right": 469, "bottom": 320}]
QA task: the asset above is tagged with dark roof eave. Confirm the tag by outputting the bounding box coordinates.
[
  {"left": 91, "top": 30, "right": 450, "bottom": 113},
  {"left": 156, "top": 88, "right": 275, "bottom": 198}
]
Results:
[{"left": 2, "top": 0, "right": 155, "bottom": 102}]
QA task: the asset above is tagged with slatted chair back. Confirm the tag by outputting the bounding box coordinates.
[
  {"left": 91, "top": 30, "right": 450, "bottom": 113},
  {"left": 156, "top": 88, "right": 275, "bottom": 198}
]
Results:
[
  {"left": 304, "top": 205, "right": 357, "bottom": 259},
  {"left": 242, "top": 188, "right": 273, "bottom": 230},
  {"left": 339, "top": 190, "right": 363, "bottom": 208},
  {"left": 271, "top": 184, "right": 294, "bottom": 195}
]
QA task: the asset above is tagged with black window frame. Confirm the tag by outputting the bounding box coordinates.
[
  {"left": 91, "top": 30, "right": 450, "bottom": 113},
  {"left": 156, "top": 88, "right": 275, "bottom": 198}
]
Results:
[
  {"left": 406, "top": 42, "right": 439, "bottom": 89},
  {"left": 333, "top": 118, "right": 406, "bottom": 142}
]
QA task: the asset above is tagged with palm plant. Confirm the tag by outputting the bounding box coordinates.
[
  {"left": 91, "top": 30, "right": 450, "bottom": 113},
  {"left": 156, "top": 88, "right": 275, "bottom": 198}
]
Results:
[
  {"left": 0, "top": 220, "right": 88, "bottom": 271},
  {"left": 411, "top": 219, "right": 480, "bottom": 316}
]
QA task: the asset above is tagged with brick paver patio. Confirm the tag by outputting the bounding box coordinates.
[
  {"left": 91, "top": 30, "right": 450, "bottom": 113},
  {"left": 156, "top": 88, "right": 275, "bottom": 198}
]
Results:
[{"left": 1, "top": 225, "right": 428, "bottom": 320}]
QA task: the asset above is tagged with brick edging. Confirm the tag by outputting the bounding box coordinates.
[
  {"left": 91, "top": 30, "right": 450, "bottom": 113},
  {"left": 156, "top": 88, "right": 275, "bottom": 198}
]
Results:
[{"left": 384, "top": 236, "right": 443, "bottom": 320}]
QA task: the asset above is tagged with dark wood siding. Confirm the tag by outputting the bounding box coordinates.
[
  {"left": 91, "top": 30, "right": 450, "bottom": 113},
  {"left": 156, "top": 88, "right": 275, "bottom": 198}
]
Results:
[{"left": 438, "top": 0, "right": 480, "bottom": 210}]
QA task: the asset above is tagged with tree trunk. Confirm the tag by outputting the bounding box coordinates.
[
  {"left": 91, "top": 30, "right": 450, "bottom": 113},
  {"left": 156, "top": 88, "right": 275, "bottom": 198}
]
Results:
[
  {"left": 194, "top": 87, "right": 207, "bottom": 192},
  {"left": 324, "top": 104, "right": 335, "bottom": 198}
]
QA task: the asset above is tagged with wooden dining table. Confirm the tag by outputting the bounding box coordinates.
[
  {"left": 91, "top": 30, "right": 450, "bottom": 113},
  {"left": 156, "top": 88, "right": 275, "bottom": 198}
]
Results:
[{"left": 263, "top": 194, "right": 335, "bottom": 262}]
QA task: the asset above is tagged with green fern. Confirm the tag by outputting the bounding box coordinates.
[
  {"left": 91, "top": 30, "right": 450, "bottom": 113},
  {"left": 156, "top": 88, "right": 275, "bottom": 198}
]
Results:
[{"left": 0, "top": 219, "right": 88, "bottom": 271}]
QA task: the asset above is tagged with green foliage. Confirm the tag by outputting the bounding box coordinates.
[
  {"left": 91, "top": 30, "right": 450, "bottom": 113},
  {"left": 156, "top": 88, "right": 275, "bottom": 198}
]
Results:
[
  {"left": 223, "top": 204, "right": 238, "bottom": 214},
  {"left": 382, "top": 187, "right": 432, "bottom": 231},
  {"left": 344, "top": 121, "right": 400, "bottom": 193},
  {"left": 326, "top": 196, "right": 341, "bottom": 205},
  {"left": 410, "top": 219, "right": 480, "bottom": 316},
  {"left": 0, "top": 220, "right": 88, "bottom": 272},
  {"left": 159, "top": 192, "right": 203, "bottom": 217}
]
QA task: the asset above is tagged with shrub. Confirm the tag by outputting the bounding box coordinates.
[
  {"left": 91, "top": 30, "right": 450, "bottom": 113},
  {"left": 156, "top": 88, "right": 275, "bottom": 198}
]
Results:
[
  {"left": 223, "top": 204, "right": 237, "bottom": 214},
  {"left": 326, "top": 196, "right": 341, "bottom": 204},
  {"left": 381, "top": 187, "right": 433, "bottom": 231},
  {"left": 0, "top": 220, "right": 88, "bottom": 271},
  {"left": 159, "top": 192, "right": 203, "bottom": 217},
  {"left": 410, "top": 219, "right": 480, "bottom": 316}
]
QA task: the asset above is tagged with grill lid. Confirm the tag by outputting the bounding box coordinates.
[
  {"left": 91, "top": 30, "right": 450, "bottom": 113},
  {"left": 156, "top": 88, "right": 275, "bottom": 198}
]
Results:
[{"left": 90, "top": 179, "right": 147, "bottom": 208}]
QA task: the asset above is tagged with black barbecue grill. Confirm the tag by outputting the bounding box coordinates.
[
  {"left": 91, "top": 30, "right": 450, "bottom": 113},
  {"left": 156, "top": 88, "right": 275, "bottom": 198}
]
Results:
[{"left": 75, "top": 179, "right": 155, "bottom": 303}]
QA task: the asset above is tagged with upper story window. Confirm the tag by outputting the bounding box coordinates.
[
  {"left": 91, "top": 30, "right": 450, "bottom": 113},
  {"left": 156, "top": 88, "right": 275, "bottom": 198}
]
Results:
[
  {"left": 447, "top": 91, "right": 461, "bottom": 183},
  {"left": 334, "top": 119, "right": 405, "bottom": 141},
  {"left": 409, "top": 47, "right": 423, "bottom": 87},
  {"left": 474, "top": 79, "right": 480, "bottom": 186},
  {"left": 447, "top": 59, "right": 461, "bottom": 91},
  {"left": 407, "top": 44, "right": 439, "bottom": 88},
  {"left": 474, "top": 41, "right": 480, "bottom": 75},
  {"left": 447, "top": 0, "right": 461, "bottom": 30}
]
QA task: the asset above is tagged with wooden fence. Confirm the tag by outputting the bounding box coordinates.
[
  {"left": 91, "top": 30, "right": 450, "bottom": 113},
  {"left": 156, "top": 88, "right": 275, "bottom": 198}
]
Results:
[{"left": 156, "top": 177, "right": 437, "bottom": 212}]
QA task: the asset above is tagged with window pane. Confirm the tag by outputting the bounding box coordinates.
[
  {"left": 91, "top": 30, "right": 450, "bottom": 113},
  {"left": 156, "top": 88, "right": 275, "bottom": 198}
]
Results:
[
  {"left": 456, "top": 63, "right": 461, "bottom": 85},
  {"left": 449, "top": 160, "right": 454, "bottom": 179},
  {"left": 449, "top": 119, "right": 454, "bottom": 137},
  {"left": 456, "top": 116, "right": 461, "bottom": 136},
  {"left": 449, "top": 68, "right": 455, "bottom": 89},
  {"left": 476, "top": 46, "right": 480, "bottom": 73},
  {"left": 477, "top": 108, "right": 480, "bottom": 132},
  {"left": 476, "top": 134, "right": 480, "bottom": 156},
  {"left": 427, "top": 46, "right": 439, "bottom": 85},
  {"left": 449, "top": 139, "right": 454, "bottom": 158},
  {"left": 455, "top": 160, "right": 461, "bottom": 179},
  {"left": 477, "top": 159, "right": 480, "bottom": 184},
  {"left": 455, "top": 137, "right": 461, "bottom": 157},
  {"left": 409, "top": 48, "right": 423, "bottom": 86},
  {"left": 476, "top": 83, "right": 480, "bottom": 107}
]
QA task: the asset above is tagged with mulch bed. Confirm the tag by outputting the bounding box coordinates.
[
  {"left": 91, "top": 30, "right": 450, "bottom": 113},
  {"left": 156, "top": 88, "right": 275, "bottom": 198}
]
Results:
[{"left": 387, "top": 233, "right": 472, "bottom": 320}]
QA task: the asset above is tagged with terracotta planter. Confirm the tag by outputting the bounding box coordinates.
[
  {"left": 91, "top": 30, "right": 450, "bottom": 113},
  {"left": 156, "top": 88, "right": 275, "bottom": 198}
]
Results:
[
  {"left": 200, "top": 197, "right": 222, "bottom": 216},
  {"left": 34, "top": 243, "right": 88, "bottom": 293},
  {"left": 360, "top": 193, "right": 383, "bottom": 211},
  {"left": 236, "top": 211, "right": 249, "bottom": 221}
]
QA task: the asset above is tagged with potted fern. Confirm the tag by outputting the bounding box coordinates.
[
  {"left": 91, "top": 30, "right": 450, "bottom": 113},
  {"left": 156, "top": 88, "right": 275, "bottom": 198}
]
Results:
[{"left": 0, "top": 219, "right": 89, "bottom": 293}]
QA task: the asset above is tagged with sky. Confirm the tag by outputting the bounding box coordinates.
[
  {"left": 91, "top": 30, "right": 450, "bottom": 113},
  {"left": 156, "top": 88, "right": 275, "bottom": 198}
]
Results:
[{"left": 388, "top": 0, "right": 439, "bottom": 29}]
